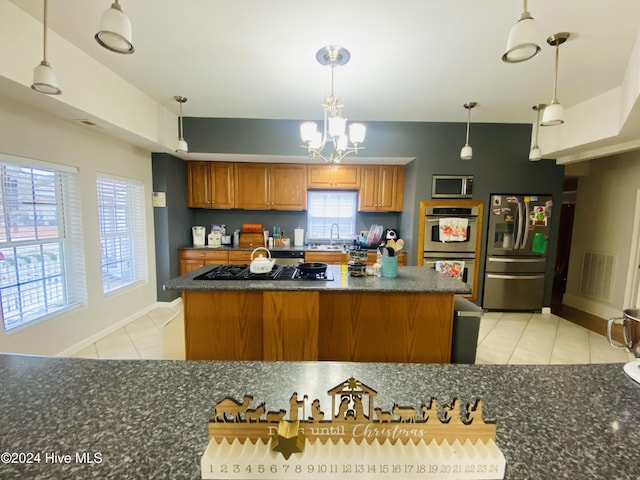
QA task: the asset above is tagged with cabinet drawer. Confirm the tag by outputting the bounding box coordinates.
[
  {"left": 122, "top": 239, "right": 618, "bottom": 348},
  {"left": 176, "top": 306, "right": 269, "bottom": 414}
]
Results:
[
  {"left": 228, "top": 250, "right": 253, "bottom": 263},
  {"left": 179, "top": 249, "right": 229, "bottom": 261}
]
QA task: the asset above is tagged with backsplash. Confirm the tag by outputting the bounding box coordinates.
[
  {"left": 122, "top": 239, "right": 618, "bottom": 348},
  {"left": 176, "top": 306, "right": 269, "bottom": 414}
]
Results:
[{"left": 190, "top": 209, "right": 401, "bottom": 245}]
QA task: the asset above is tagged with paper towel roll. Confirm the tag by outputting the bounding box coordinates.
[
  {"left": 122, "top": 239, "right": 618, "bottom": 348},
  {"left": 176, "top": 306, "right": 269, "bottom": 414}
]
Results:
[{"left": 294, "top": 228, "right": 304, "bottom": 247}]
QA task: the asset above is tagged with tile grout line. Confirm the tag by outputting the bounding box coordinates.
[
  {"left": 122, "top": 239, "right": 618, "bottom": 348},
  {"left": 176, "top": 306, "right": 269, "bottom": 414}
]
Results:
[{"left": 505, "top": 314, "right": 533, "bottom": 365}]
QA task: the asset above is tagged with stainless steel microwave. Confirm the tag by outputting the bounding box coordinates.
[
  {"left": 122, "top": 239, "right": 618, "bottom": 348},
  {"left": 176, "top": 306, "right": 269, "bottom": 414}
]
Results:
[{"left": 431, "top": 175, "right": 474, "bottom": 198}]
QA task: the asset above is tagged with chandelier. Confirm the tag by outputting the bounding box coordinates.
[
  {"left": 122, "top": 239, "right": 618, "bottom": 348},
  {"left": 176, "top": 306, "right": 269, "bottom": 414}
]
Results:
[{"left": 300, "top": 46, "right": 366, "bottom": 164}]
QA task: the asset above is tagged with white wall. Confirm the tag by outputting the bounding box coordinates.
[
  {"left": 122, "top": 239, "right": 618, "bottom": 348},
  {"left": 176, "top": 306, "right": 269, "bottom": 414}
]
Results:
[
  {"left": 564, "top": 151, "right": 640, "bottom": 318},
  {"left": 0, "top": 95, "right": 157, "bottom": 356}
]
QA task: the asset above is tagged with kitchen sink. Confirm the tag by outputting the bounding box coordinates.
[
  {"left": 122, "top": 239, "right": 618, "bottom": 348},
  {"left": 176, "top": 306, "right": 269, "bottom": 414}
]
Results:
[{"left": 309, "top": 245, "right": 344, "bottom": 250}]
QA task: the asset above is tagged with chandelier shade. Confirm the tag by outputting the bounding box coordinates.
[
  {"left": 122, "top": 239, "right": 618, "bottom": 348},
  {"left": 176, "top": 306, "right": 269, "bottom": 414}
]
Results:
[
  {"left": 502, "top": 0, "right": 541, "bottom": 63},
  {"left": 95, "top": 0, "right": 134, "bottom": 54},
  {"left": 541, "top": 32, "right": 570, "bottom": 127},
  {"left": 300, "top": 46, "right": 365, "bottom": 164},
  {"left": 31, "top": 0, "right": 61, "bottom": 95}
]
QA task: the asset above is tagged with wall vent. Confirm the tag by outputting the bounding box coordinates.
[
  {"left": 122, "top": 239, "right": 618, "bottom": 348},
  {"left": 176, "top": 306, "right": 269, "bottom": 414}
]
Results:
[{"left": 579, "top": 251, "right": 616, "bottom": 303}]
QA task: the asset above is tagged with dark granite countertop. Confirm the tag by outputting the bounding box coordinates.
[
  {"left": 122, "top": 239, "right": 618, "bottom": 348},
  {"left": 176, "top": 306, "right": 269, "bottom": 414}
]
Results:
[
  {"left": 0, "top": 355, "right": 638, "bottom": 479},
  {"left": 164, "top": 265, "right": 471, "bottom": 294}
]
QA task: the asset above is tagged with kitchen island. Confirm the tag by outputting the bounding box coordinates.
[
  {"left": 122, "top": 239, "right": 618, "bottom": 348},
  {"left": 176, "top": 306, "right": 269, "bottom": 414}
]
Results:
[
  {"left": 164, "top": 265, "right": 470, "bottom": 362},
  {"left": 1, "top": 354, "right": 638, "bottom": 479}
]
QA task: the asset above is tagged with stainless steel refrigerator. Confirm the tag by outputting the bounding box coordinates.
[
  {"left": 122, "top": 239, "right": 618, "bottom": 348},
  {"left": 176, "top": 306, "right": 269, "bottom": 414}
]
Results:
[{"left": 483, "top": 194, "right": 552, "bottom": 310}]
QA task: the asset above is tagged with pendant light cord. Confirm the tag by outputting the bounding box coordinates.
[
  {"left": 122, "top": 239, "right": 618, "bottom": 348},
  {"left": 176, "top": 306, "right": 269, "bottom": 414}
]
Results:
[
  {"left": 465, "top": 107, "right": 471, "bottom": 145},
  {"left": 178, "top": 101, "right": 184, "bottom": 140},
  {"left": 552, "top": 44, "right": 560, "bottom": 103},
  {"left": 42, "top": 0, "right": 49, "bottom": 64}
]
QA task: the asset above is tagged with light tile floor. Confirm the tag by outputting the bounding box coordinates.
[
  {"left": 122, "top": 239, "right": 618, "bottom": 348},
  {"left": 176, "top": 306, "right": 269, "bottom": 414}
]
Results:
[{"left": 72, "top": 305, "right": 636, "bottom": 365}]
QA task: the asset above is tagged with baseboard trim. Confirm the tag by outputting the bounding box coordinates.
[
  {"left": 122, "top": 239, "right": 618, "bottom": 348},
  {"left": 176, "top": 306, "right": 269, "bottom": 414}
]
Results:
[{"left": 56, "top": 298, "right": 183, "bottom": 357}]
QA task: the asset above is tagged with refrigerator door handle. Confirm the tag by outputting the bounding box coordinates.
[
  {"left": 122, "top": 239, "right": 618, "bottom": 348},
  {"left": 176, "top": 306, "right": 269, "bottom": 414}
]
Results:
[
  {"left": 487, "top": 257, "right": 545, "bottom": 263},
  {"left": 520, "top": 201, "right": 530, "bottom": 248},
  {"left": 514, "top": 202, "right": 523, "bottom": 251},
  {"left": 486, "top": 273, "right": 546, "bottom": 280}
]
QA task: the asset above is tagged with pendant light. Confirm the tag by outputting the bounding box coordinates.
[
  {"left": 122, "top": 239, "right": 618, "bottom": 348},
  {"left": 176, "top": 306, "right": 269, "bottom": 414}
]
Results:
[
  {"left": 502, "top": 0, "right": 541, "bottom": 63},
  {"left": 541, "top": 32, "right": 570, "bottom": 127},
  {"left": 529, "top": 104, "right": 546, "bottom": 161},
  {"left": 31, "top": 0, "right": 61, "bottom": 95},
  {"left": 460, "top": 102, "right": 477, "bottom": 160},
  {"left": 95, "top": 0, "right": 134, "bottom": 54},
  {"left": 175, "top": 96, "right": 188, "bottom": 153}
]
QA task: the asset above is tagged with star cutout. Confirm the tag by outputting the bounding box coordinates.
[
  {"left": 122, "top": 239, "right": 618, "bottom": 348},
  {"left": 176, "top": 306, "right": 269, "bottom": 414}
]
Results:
[{"left": 271, "top": 420, "right": 305, "bottom": 460}]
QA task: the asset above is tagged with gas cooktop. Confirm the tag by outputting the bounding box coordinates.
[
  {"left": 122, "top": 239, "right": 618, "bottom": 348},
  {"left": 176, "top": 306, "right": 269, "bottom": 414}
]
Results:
[{"left": 193, "top": 264, "right": 334, "bottom": 281}]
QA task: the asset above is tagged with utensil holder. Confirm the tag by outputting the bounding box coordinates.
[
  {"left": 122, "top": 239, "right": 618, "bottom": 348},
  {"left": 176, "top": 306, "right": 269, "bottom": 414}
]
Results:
[{"left": 381, "top": 256, "right": 398, "bottom": 278}]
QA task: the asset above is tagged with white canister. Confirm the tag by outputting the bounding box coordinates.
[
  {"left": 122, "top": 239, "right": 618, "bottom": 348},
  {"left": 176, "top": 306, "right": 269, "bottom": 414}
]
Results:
[
  {"left": 294, "top": 228, "right": 304, "bottom": 247},
  {"left": 192, "top": 226, "right": 206, "bottom": 247},
  {"left": 208, "top": 232, "right": 222, "bottom": 248}
]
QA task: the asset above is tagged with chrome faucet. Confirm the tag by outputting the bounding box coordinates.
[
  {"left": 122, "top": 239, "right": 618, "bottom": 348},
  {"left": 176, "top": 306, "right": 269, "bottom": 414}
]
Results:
[{"left": 329, "top": 223, "right": 340, "bottom": 246}]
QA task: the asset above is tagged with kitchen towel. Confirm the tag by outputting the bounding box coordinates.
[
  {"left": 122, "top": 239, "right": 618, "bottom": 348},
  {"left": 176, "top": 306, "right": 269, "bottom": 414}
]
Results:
[
  {"left": 435, "top": 260, "right": 465, "bottom": 279},
  {"left": 439, "top": 217, "right": 468, "bottom": 242}
]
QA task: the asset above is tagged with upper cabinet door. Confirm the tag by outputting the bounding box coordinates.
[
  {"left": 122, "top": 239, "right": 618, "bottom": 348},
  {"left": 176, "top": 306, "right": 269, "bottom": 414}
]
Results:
[
  {"left": 377, "top": 165, "right": 404, "bottom": 212},
  {"left": 307, "top": 164, "right": 361, "bottom": 189},
  {"left": 358, "top": 165, "right": 404, "bottom": 212},
  {"left": 234, "top": 163, "right": 270, "bottom": 209},
  {"left": 269, "top": 164, "right": 307, "bottom": 210},
  {"left": 210, "top": 163, "right": 235, "bottom": 209},
  {"left": 186, "top": 161, "right": 212, "bottom": 208}
]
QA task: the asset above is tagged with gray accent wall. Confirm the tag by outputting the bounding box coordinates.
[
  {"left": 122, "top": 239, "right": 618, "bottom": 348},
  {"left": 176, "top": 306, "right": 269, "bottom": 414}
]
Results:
[
  {"left": 152, "top": 118, "right": 564, "bottom": 307},
  {"left": 152, "top": 153, "right": 191, "bottom": 302}
]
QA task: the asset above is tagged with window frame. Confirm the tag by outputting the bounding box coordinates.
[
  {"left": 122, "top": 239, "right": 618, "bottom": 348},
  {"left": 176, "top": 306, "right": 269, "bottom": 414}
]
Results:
[
  {"left": 306, "top": 190, "right": 358, "bottom": 243},
  {"left": 96, "top": 174, "right": 148, "bottom": 296},
  {"left": 0, "top": 155, "right": 86, "bottom": 331}
]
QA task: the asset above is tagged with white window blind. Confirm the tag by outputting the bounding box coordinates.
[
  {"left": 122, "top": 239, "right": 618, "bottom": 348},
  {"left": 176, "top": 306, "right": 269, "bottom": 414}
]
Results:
[
  {"left": 0, "top": 159, "right": 86, "bottom": 331},
  {"left": 97, "top": 175, "right": 147, "bottom": 294},
  {"left": 307, "top": 191, "right": 357, "bottom": 241}
]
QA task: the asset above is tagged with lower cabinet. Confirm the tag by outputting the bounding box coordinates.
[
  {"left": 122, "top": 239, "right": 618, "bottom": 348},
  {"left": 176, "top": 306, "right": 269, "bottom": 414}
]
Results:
[
  {"left": 179, "top": 249, "right": 228, "bottom": 275},
  {"left": 304, "top": 251, "right": 406, "bottom": 266}
]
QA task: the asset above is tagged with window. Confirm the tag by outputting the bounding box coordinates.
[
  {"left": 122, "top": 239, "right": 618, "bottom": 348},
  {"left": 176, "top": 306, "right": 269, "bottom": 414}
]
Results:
[
  {"left": 0, "top": 157, "right": 86, "bottom": 331},
  {"left": 307, "top": 191, "right": 357, "bottom": 241},
  {"left": 97, "top": 175, "right": 147, "bottom": 294}
]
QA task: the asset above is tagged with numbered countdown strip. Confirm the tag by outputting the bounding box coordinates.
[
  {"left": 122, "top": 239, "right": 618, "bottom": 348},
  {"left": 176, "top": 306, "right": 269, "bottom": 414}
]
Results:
[{"left": 201, "top": 438, "right": 505, "bottom": 480}]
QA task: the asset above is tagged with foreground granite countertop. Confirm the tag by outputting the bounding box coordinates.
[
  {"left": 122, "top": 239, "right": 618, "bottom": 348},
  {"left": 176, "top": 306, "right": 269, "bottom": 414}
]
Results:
[
  {"left": 1, "top": 354, "right": 638, "bottom": 479},
  {"left": 164, "top": 265, "right": 471, "bottom": 294}
]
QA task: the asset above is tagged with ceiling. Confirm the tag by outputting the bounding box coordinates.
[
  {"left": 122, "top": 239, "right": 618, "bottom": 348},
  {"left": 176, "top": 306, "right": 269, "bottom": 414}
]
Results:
[{"left": 7, "top": 0, "right": 640, "bottom": 158}]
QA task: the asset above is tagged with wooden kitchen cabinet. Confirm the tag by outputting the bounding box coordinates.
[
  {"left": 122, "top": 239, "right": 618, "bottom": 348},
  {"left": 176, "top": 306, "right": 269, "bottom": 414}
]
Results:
[
  {"left": 307, "top": 164, "right": 361, "bottom": 189},
  {"left": 179, "top": 249, "right": 228, "bottom": 275},
  {"left": 358, "top": 165, "right": 404, "bottom": 212},
  {"left": 234, "top": 163, "right": 307, "bottom": 210},
  {"left": 186, "top": 161, "right": 234, "bottom": 209}
]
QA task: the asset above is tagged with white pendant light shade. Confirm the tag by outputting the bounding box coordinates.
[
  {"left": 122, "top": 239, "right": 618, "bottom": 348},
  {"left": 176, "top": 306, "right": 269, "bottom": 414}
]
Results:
[
  {"left": 32, "top": 0, "right": 61, "bottom": 95},
  {"left": 176, "top": 138, "right": 188, "bottom": 154},
  {"left": 502, "top": 0, "right": 541, "bottom": 63},
  {"left": 460, "top": 102, "right": 477, "bottom": 160},
  {"left": 460, "top": 144, "right": 473, "bottom": 161},
  {"left": 32, "top": 61, "right": 61, "bottom": 95},
  {"left": 95, "top": 1, "right": 134, "bottom": 54},
  {"left": 541, "top": 101, "right": 564, "bottom": 127},
  {"left": 528, "top": 146, "right": 542, "bottom": 161},
  {"left": 175, "top": 96, "right": 188, "bottom": 153}
]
